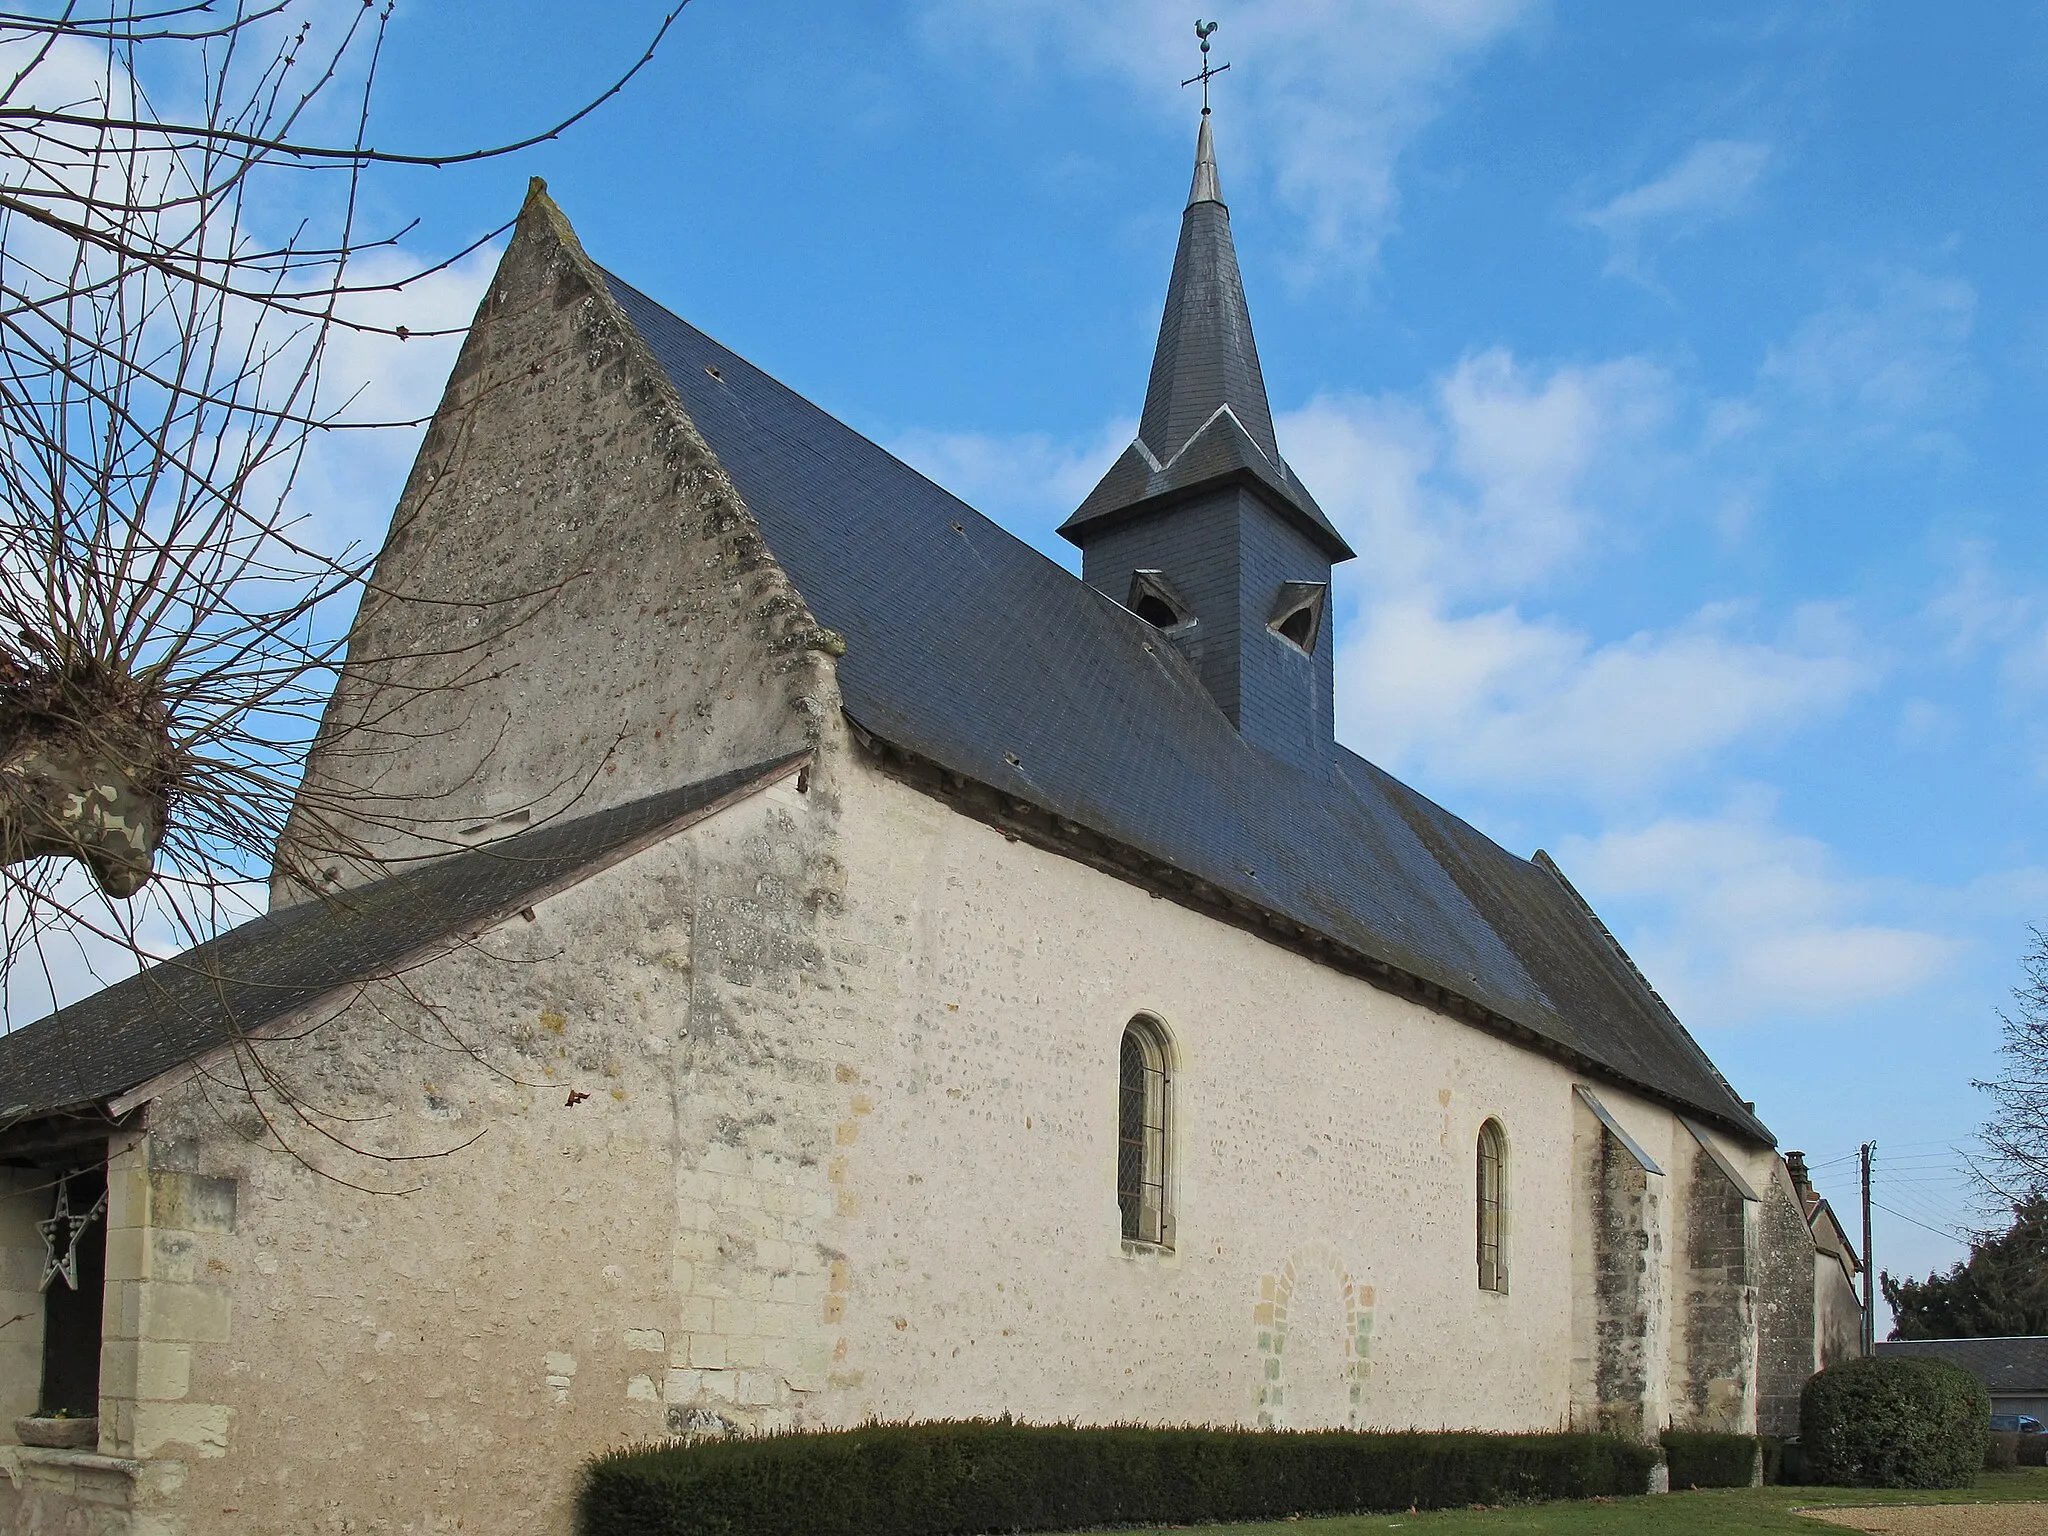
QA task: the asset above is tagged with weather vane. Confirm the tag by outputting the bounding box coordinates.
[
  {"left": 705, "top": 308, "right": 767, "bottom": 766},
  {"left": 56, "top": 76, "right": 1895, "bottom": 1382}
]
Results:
[{"left": 1182, "top": 19, "right": 1230, "bottom": 115}]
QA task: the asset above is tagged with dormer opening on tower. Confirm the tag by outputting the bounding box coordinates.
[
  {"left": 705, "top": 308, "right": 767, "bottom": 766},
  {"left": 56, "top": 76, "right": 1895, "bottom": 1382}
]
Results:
[
  {"left": 1267, "top": 582, "right": 1327, "bottom": 655},
  {"left": 1129, "top": 570, "right": 1196, "bottom": 632}
]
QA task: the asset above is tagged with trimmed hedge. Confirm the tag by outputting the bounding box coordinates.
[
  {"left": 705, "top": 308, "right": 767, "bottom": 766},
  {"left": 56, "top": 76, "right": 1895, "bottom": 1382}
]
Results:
[
  {"left": 1659, "top": 1431, "right": 1760, "bottom": 1489},
  {"left": 577, "top": 1421, "right": 1661, "bottom": 1536},
  {"left": 1800, "top": 1355, "right": 1990, "bottom": 1488},
  {"left": 1985, "top": 1430, "right": 2021, "bottom": 1472},
  {"left": 1760, "top": 1435, "right": 1797, "bottom": 1486},
  {"left": 2021, "top": 1433, "right": 2048, "bottom": 1468}
]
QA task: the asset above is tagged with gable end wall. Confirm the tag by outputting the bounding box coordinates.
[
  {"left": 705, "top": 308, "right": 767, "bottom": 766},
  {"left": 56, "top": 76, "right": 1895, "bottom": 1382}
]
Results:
[{"left": 277, "top": 184, "right": 833, "bottom": 895}]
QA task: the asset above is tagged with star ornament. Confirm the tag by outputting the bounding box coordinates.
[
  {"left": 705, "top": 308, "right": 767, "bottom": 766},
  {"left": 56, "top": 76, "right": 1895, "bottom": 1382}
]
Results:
[{"left": 37, "top": 1174, "right": 107, "bottom": 1292}]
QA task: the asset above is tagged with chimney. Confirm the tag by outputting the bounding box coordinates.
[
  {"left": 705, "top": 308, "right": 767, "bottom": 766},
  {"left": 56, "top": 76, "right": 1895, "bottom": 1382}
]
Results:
[{"left": 1786, "top": 1150, "right": 1815, "bottom": 1211}]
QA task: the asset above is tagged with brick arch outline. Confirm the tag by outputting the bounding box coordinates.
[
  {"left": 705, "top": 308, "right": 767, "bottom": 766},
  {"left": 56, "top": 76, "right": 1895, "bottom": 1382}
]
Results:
[{"left": 1253, "top": 1241, "right": 1375, "bottom": 1428}]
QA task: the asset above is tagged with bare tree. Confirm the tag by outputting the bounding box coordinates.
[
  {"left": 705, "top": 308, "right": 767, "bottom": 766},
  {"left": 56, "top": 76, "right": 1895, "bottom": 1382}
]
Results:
[
  {"left": 1978, "top": 925, "right": 2048, "bottom": 1201},
  {"left": 0, "top": 0, "right": 676, "bottom": 1018}
]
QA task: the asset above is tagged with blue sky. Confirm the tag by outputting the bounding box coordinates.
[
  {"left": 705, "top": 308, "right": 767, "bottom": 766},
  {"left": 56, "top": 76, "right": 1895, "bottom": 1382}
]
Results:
[{"left": 110, "top": 2, "right": 2048, "bottom": 1304}]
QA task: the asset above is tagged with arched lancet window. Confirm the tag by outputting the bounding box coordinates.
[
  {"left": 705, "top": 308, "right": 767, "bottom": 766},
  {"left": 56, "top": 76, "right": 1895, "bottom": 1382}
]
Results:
[
  {"left": 1118, "top": 1017, "right": 1172, "bottom": 1247},
  {"left": 1477, "top": 1118, "right": 1507, "bottom": 1292}
]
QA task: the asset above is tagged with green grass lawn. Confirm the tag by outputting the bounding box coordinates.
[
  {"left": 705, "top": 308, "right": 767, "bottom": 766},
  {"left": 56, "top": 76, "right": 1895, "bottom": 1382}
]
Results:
[{"left": 1079, "top": 1468, "right": 2048, "bottom": 1536}]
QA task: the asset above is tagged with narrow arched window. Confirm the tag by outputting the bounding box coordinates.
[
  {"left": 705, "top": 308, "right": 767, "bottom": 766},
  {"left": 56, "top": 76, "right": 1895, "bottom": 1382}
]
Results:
[
  {"left": 1118, "top": 1017, "right": 1171, "bottom": 1246},
  {"left": 1477, "top": 1118, "right": 1507, "bottom": 1292}
]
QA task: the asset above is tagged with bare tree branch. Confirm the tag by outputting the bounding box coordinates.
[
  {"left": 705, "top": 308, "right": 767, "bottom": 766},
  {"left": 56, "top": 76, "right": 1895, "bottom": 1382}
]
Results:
[{"left": 0, "top": 0, "right": 678, "bottom": 1181}]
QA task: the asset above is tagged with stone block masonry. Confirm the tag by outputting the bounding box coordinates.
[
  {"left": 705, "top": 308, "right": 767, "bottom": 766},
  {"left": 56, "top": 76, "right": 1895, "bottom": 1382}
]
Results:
[
  {"left": 0, "top": 1167, "right": 48, "bottom": 1428},
  {"left": 1672, "top": 1135, "right": 1756, "bottom": 1431},
  {"left": 1756, "top": 1159, "right": 1820, "bottom": 1437},
  {"left": 1572, "top": 1103, "right": 1666, "bottom": 1438}
]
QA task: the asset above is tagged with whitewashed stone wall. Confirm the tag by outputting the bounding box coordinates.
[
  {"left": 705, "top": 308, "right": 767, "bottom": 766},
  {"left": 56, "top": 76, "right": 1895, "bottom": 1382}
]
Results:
[
  {"left": 25, "top": 743, "right": 1790, "bottom": 1535},
  {"left": 1, "top": 1168, "right": 44, "bottom": 1427}
]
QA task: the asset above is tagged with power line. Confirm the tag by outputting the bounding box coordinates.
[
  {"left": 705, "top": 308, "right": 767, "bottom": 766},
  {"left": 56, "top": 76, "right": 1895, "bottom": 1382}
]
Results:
[{"left": 1872, "top": 1198, "right": 1972, "bottom": 1246}]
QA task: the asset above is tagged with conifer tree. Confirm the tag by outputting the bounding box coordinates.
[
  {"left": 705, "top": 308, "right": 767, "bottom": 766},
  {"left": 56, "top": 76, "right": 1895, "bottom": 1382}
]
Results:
[{"left": 1882, "top": 1199, "right": 2048, "bottom": 1340}]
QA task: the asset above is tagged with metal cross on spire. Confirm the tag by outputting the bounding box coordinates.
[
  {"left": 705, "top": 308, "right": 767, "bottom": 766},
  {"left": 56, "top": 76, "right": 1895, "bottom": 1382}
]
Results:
[{"left": 1182, "top": 19, "right": 1230, "bottom": 115}]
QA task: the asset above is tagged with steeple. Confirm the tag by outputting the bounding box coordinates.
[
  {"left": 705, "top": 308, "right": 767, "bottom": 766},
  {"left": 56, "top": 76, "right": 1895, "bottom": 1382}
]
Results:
[
  {"left": 1059, "top": 113, "right": 1353, "bottom": 774},
  {"left": 1140, "top": 111, "right": 1276, "bottom": 469},
  {"left": 1187, "top": 110, "right": 1222, "bottom": 211},
  {"left": 1059, "top": 116, "right": 1351, "bottom": 560}
]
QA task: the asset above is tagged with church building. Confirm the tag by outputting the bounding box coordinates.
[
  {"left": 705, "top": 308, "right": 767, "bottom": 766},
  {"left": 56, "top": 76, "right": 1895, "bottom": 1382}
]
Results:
[{"left": 0, "top": 115, "right": 1857, "bottom": 1534}]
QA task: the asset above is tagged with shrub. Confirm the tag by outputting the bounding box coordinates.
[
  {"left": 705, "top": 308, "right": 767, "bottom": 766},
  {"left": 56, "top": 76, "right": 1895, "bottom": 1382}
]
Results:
[
  {"left": 1659, "top": 1431, "right": 1760, "bottom": 1488},
  {"left": 577, "top": 1421, "right": 1661, "bottom": 1536},
  {"left": 2019, "top": 1433, "right": 2048, "bottom": 1467},
  {"left": 1800, "top": 1355, "right": 1990, "bottom": 1488},
  {"left": 1759, "top": 1436, "right": 1798, "bottom": 1485},
  {"left": 1773, "top": 1437, "right": 1810, "bottom": 1485},
  {"left": 1985, "top": 1430, "right": 2020, "bottom": 1472}
]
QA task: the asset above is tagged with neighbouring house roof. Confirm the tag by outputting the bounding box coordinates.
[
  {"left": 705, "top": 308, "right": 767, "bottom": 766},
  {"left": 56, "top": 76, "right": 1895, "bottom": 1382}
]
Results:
[
  {"left": 1810, "top": 1198, "right": 1862, "bottom": 1273},
  {"left": 602, "top": 265, "right": 1770, "bottom": 1145},
  {"left": 0, "top": 755, "right": 805, "bottom": 1127},
  {"left": 1878, "top": 1337, "right": 2048, "bottom": 1394}
]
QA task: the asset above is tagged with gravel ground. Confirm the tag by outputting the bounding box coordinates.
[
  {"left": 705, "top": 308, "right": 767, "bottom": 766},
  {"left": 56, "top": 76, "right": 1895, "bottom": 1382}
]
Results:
[{"left": 1798, "top": 1504, "right": 2048, "bottom": 1534}]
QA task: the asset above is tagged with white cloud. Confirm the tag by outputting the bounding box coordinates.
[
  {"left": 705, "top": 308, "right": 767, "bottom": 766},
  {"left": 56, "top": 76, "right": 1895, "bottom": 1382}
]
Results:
[
  {"left": 1581, "top": 139, "right": 1771, "bottom": 280},
  {"left": 918, "top": 0, "right": 1538, "bottom": 269},
  {"left": 1285, "top": 349, "right": 1673, "bottom": 597},
  {"left": 1337, "top": 597, "right": 1865, "bottom": 797},
  {"left": 1758, "top": 266, "right": 1978, "bottom": 453},
  {"left": 1555, "top": 796, "right": 1962, "bottom": 1024},
  {"left": 1273, "top": 353, "right": 1870, "bottom": 797}
]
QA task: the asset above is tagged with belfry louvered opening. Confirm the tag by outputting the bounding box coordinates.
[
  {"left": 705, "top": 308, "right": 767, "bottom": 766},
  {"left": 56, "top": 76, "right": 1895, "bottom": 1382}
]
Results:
[
  {"left": 1117, "top": 1016, "right": 1172, "bottom": 1247},
  {"left": 1267, "top": 581, "right": 1327, "bottom": 655},
  {"left": 1128, "top": 570, "right": 1195, "bottom": 632}
]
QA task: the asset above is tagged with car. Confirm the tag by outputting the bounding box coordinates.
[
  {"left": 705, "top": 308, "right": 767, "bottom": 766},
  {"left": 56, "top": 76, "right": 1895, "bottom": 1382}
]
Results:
[{"left": 1990, "top": 1414, "right": 2043, "bottom": 1434}]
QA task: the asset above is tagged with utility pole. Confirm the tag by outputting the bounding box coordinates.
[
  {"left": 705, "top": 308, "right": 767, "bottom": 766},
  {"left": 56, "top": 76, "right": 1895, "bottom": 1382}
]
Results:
[{"left": 1861, "top": 1142, "right": 1876, "bottom": 1356}]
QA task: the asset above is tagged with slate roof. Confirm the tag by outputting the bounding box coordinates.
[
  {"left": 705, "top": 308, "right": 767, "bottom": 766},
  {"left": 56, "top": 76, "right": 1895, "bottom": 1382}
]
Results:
[
  {"left": 1878, "top": 1338, "right": 2048, "bottom": 1394},
  {"left": 0, "top": 756, "right": 804, "bottom": 1124},
  {"left": 0, "top": 133, "right": 1768, "bottom": 1146},
  {"left": 1059, "top": 116, "right": 1351, "bottom": 561},
  {"left": 604, "top": 272, "right": 1771, "bottom": 1145}
]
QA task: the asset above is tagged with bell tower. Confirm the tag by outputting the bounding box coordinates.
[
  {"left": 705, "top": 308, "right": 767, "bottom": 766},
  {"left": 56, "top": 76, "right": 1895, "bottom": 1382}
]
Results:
[{"left": 1058, "top": 111, "right": 1353, "bottom": 775}]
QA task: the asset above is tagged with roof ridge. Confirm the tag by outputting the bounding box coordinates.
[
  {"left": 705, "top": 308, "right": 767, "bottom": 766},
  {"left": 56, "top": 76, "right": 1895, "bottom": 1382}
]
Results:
[{"left": 1531, "top": 847, "right": 1756, "bottom": 1126}]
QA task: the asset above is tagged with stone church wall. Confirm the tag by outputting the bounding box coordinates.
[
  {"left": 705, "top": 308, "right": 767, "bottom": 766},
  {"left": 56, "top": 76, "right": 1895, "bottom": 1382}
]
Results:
[
  {"left": 273, "top": 181, "right": 832, "bottom": 897},
  {"left": 1816, "top": 1255, "right": 1862, "bottom": 1372},
  {"left": 110, "top": 771, "right": 849, "bottom": 1534},
  {"left": 806, "top": 759, "right": 1695, "bottom": 1439},
  {"left": 1755, "top": 1159, "right": 1819, "bottom": 1436},
  {"left": 1569, "top": 1102, "right": 1667, "bottom": 1437},
  {"left": 9, "top": 177, "right": 1804, "bottom": 1532},
  {"left": 123, "top": 726, "right": 1787, "bottom": 1533},
  {"left": 1669, "top": 1136, "right": 1756, "bottom": 1430}
]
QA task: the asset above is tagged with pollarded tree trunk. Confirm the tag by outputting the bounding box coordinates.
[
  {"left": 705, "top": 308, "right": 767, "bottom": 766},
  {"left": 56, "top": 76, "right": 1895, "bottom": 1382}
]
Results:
[{"left": 0, "top": 657, "right": 172, "bottom": 899}]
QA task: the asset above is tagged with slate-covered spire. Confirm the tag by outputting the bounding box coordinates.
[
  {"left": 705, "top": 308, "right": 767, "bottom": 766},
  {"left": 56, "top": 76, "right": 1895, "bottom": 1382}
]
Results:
[
  {"left": 1059, "top": 114, "right": 1353, "bottom": 774},
  {"left": 1059, "top": 118, "right": 1351, "bottom": 560},
  {"left": 1141, "top": 112, "right": 1277, "bottom": 466}
]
